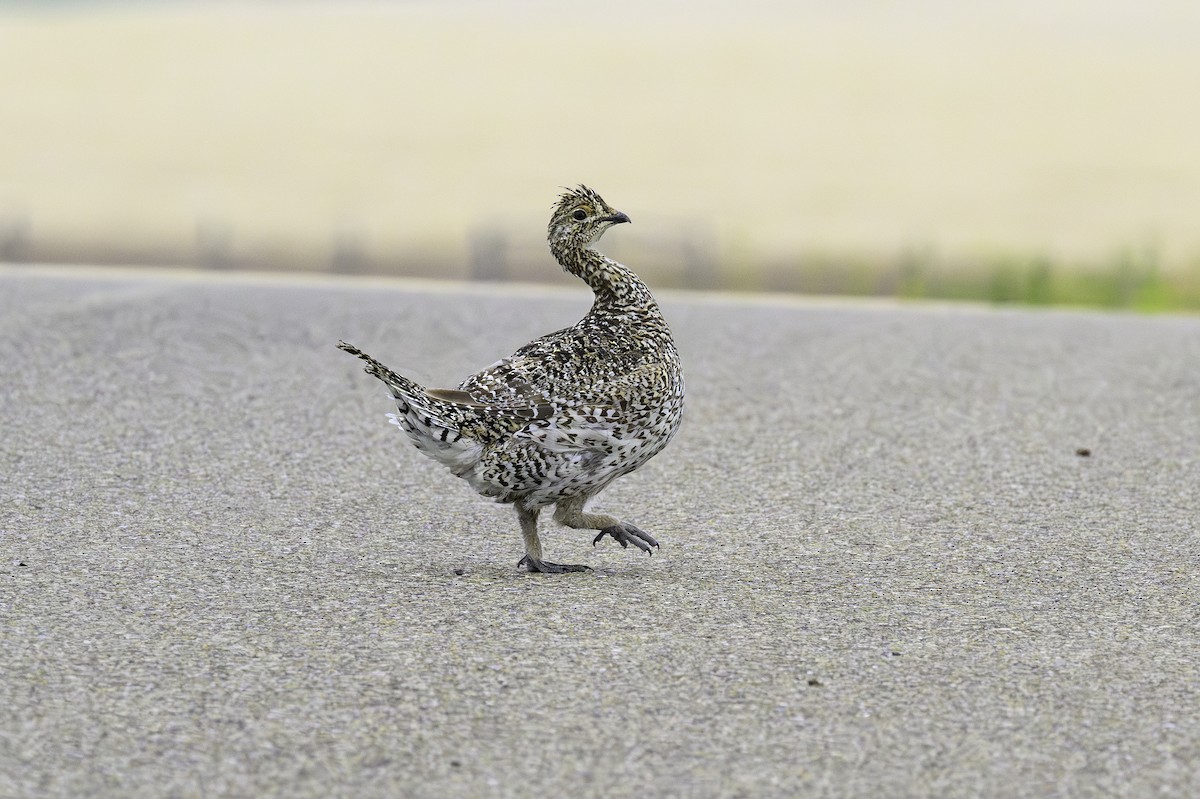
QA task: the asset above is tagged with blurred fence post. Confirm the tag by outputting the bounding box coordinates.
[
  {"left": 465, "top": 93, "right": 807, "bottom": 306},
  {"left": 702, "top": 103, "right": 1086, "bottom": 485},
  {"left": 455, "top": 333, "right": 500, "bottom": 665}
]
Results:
[
  {"left": 0, "top": 211, "right": 28, "bottom": 263},
  {"left": 196, "top": 217, "right": 233, "bottom": 269},
  {"left": 469, "top": 228, "right": 508, "bottom": 281},
  {"left": 331, "top": 227, "right": 368, "bottom": 274}
]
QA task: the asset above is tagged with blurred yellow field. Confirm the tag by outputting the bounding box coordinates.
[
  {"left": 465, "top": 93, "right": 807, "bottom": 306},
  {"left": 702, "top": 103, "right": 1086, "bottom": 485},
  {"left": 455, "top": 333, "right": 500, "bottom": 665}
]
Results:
[{"left": 1, "top": 1, "right": 1198, "bottom": 297}]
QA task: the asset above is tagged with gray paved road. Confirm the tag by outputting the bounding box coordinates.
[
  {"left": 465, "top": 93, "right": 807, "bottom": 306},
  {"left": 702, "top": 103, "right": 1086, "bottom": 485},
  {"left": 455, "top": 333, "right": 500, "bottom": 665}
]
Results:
[{"left": 2, "top": 265, "right": 1198, "bottom": 797}]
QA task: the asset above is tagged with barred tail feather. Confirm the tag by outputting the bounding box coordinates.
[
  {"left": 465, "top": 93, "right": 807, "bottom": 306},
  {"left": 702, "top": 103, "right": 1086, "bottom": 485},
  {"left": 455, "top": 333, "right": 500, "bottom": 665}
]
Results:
[
  {"left": 337, "top": 340, "right": 424, "bottom": 399},
  {"left": 338, "top": 341, "right": 483, "bottom": 474}
]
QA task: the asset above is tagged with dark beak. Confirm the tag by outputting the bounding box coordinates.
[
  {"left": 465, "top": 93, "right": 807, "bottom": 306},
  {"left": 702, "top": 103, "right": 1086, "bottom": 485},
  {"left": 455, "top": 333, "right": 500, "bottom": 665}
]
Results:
[{"left": 602, "top": 211, "right": 631, "bottom": 225}]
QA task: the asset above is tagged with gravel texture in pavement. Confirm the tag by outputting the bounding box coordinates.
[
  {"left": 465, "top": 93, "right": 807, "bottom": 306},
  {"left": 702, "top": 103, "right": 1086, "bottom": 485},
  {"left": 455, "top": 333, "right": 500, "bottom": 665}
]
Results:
[{"left": 2, "top": 266, "right": 1198, "bottom": 797}]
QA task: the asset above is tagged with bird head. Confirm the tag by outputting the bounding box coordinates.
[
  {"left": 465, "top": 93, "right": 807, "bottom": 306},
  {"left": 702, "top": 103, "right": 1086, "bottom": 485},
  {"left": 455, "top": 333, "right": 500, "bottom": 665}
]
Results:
[{"left": 547, "top": 185, "right": 631, "bottom": 251}]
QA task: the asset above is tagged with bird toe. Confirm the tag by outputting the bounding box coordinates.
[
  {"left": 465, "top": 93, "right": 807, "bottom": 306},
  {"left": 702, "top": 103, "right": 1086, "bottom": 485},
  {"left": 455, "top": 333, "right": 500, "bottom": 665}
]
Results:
[
  {"left": 594, "top": 524, "right": 659, "bottom": 555},
  {"left": 518, "top": 555, "right": 592, "bottom": 574}
]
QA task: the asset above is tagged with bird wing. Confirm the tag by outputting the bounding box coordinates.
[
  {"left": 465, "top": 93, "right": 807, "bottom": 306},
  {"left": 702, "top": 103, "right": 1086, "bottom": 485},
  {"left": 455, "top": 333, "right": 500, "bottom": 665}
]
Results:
[
  {"left": 466, "top": 359, "right": 677, "bottom": 500},
  {"left": 424, "top": 382, "right": 554, "bottom": 422},
  {"left": 413, "top": 353, "right": 559, "bottom": 424}
]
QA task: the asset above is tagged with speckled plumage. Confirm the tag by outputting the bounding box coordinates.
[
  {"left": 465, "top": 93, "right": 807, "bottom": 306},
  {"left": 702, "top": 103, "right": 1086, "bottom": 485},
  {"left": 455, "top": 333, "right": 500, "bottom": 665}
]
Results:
[{"left": 339, "top": 185, "right": 684, "bottom": 573}]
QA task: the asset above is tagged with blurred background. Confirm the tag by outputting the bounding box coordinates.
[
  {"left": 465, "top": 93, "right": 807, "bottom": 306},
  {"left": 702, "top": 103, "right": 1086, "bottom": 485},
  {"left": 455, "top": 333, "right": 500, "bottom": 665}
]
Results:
[{"left": 2, "top": 0, "right": 1199, "bottom": 308}]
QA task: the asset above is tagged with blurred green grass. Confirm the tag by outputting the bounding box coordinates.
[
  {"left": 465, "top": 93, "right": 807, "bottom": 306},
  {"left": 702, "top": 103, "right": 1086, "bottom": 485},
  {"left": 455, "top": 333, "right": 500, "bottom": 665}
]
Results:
[
  {"left": 668, "top": 247, "right": 1200, "bottom": 311},
  {"left": 900, "top": 252, "right": 1200, "bottom": 312}
]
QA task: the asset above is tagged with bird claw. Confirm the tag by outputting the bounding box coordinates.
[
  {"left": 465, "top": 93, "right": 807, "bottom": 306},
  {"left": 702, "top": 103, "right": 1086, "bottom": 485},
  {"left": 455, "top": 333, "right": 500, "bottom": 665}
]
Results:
[
  {"left": 517, "top": 555, "right": 592, "bottom": 574},
  {"left": 593, "top": 523, "right": 659, "bottom": 555}
]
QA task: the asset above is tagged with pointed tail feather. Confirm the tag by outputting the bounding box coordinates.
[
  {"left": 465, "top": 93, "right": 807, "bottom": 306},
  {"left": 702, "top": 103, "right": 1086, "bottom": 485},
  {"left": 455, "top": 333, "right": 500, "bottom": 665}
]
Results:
[
  {"left": 337, "top": 341, "right": 425, "bottom": 401},
  {"left": 338, "top": 341, "right": 484, "bottom": 473}
]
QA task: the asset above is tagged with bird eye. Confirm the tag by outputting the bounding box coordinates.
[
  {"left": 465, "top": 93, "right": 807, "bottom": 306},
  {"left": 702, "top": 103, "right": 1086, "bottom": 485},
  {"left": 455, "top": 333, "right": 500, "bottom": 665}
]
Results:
[{"left": 572, "top": 209, "right": 587, "bottom": 221}]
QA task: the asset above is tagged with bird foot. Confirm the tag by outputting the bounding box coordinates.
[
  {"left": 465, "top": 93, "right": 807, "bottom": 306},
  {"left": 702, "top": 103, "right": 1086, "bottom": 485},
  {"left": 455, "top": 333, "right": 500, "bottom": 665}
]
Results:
[
  {"left": 517, "top": 555, "right": 592, "bottom": 574},
  {"left": 593, "top": 523, "right": 659, "bottom": 554}
]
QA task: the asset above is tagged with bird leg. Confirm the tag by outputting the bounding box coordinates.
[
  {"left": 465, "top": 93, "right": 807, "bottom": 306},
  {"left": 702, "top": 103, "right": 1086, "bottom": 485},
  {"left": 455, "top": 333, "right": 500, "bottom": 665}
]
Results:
[
  {"left": 515, "top": 505, "right": 591, "bottom": 574},
  {"left": 553, "top": 496, "right": 660, "bottom": 555}
]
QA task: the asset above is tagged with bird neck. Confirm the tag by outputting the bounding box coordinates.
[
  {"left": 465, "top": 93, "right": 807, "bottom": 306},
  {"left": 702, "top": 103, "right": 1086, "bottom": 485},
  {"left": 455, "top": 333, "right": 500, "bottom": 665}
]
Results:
[{"left": 552, "top": 243, "right": 655, "bottom": 309}]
